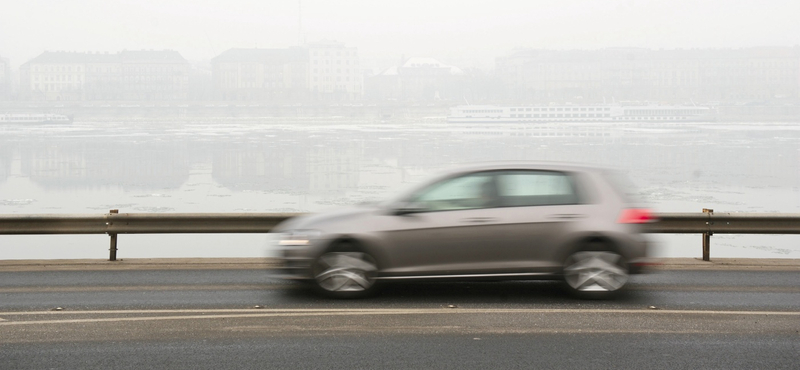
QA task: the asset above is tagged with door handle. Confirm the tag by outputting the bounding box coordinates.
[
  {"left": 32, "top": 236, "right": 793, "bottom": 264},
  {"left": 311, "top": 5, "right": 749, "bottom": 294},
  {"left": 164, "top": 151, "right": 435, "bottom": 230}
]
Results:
[
  {"left": 548, "top": 214, "right": 586, "bottom": 220},
  {"left": 460, "top": 217, "right": 498, "bottom": 223}
]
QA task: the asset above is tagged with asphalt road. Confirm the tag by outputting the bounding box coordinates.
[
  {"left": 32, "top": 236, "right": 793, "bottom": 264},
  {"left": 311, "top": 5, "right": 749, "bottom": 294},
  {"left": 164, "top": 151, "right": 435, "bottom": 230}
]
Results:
[{"left": 1, "top": 260, "right": 799, "bottom": 369}]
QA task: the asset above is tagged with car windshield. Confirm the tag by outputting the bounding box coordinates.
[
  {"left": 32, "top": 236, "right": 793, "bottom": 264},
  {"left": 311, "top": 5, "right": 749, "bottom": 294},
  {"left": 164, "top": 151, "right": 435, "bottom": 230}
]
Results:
[{"left": 377, "top": 171, "right": 456, "bottom": 208}]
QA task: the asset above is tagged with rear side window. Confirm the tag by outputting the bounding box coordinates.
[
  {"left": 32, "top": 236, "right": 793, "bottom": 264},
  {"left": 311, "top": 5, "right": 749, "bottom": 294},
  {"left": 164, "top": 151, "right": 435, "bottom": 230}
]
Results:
[{"left": 496, "top": 171, "right": 581, "bottom": 207}]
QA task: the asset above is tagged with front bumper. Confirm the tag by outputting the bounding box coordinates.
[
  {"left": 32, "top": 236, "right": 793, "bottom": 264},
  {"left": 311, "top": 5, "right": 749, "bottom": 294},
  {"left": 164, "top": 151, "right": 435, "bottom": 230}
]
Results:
[{"left": 270, "top": 255, "right": 314, "bottom": 280}]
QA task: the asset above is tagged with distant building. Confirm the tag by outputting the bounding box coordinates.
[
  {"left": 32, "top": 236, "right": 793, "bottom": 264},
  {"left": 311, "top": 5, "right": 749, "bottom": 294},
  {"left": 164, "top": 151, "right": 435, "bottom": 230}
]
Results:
[
  {"left": 211, "top": 48, "right": 309, "bottom": 101},
  {"left": 367, "top": 57, "right": 465, "bottom": 102},
  {"left": 19, "top": 50, "right": 189, "bottom": 101},
  {"left": 0, "top": 55, "right": 12, "bottom": 100},
  {"left": 307, "top": 41, "right": 362, "bottom": 101},
  {"left": 211, "top": 41, "right": 363, "bottom": 102},
  {"left": 83, "top": 52, "right": 123, "bottom": 100},
  {"left": 118, "top": 50, "right": 190, "bottom": 100},
  {"left": 187, "top": 61, "right": 213, "bottom": 101},
  {"left": 496, "top": 47, "right": 800, "bottom": 105}
]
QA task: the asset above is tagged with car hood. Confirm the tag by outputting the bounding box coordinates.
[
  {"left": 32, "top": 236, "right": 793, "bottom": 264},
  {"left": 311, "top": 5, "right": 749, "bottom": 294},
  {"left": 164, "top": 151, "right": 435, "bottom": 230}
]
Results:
[{"left": 272, "top": 205, "right": 380, "bottom": 233}]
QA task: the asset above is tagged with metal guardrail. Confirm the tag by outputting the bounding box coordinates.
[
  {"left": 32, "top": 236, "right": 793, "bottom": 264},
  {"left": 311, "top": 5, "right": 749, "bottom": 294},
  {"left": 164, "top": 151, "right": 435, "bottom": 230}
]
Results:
[
  {"left": 1, "top": 209, "right": 799, "bottom": 261},
  {"left": 649, "top": 212, "right": 800, "bottom": 234},
  {"left": 0, "top": 210, "right": 301, "bottom": 261},
  {"left": 645, "top": 209, "right": 800, "bottom": 260},
  {"left": 0, "top": 211, "right": 301, "bottom": 234}
]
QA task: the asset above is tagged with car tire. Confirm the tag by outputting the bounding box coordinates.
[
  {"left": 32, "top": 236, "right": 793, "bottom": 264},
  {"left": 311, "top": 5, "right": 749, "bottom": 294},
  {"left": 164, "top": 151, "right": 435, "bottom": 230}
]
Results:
[
  {"left": 562, "top": 246, "right": 629, "bottom": 299},
  {"left": 312, "top": 243, "right": 379, "bottom": 298}
]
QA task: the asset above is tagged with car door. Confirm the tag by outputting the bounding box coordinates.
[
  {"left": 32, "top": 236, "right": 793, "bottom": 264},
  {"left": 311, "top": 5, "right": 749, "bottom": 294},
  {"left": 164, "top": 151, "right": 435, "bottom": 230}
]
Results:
[
  {"left": 491, "top": 170, "right": 589, "bottom": 271},
  {"left": 378, "top": 171, "right": 511, "bottom": 276}
]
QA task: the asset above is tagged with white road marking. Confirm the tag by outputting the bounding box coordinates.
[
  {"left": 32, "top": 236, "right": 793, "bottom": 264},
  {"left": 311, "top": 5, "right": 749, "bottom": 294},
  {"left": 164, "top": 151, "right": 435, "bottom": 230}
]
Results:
[
  {"left": 0, "top": 308, "right": 798, "bottom": 326},
  {"left": 0, "top": 284, "right": 288, "bottom": 293}
]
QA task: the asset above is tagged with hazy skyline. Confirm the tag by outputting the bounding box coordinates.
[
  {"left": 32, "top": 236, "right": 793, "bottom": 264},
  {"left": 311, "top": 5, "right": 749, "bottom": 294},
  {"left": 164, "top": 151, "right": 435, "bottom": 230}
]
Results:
[{"left": 2, "top": 0, "right": 800, "bottom": 69}]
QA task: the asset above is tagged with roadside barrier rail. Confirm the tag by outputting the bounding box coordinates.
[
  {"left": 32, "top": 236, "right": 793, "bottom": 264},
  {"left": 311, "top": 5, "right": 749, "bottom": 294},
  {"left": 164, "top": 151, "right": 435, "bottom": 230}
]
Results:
[{"left": 1, "top": 209, "right": 799, "bottom": 261}]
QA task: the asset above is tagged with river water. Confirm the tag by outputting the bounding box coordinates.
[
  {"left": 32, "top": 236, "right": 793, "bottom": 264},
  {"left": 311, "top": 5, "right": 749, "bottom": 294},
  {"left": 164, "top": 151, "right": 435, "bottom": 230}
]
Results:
[{"left": 1, "top": 117, "right": 799, "bottom": 259}]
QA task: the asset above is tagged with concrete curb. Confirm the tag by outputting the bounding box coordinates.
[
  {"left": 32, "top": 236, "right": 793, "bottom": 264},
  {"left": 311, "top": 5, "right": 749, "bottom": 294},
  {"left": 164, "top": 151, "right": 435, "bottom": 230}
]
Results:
[
  {"left": 1, "top": 257, "right": 800, "bottom": 272},
  {"left": 646, "top": 258, "right": 800, "bottom": 271}
]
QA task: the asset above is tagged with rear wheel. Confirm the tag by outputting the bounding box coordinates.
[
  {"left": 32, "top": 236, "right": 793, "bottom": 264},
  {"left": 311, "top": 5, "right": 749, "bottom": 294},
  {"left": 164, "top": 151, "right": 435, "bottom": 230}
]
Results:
[
  {"left": 312, "top": 246, "right": 379, "bottom": 298},
  {"left": 563, "top": 249, "right": 629, "bottom": 299}
]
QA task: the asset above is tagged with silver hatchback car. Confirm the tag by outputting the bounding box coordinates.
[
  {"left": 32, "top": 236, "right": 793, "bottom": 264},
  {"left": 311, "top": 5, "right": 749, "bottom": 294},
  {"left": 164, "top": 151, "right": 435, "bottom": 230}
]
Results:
[{"left": 272, "top": 162, "right": 652, "bottom": 299}]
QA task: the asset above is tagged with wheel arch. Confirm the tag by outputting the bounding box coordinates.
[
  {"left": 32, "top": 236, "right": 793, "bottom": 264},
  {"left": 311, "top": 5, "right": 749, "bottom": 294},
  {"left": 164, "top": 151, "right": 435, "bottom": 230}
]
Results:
[
  {"left": 558, "top": 233, "right": 626, "bottom": 265},
  {"left": 318, "top": 234, "right": 388, "bottom": 271}
]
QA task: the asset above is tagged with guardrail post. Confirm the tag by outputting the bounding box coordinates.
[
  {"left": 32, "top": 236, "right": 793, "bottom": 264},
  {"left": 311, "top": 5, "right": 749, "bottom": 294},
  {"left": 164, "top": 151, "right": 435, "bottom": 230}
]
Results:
[
  {"left": 702, "top": 208, "right": 714, "bottom": 261},
  {"left": 108, "top": 209, "right": 118, "bottom": 261}
]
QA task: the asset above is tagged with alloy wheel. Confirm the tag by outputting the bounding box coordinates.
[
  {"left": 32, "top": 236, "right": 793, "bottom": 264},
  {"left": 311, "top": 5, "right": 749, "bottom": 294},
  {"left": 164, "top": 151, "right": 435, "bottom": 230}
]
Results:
[
  {"left": 564, "top": 251, "right": 629, "bottom": 293},
  {"left": 314, "top": 252, "right": 378, "bottom": 293}
]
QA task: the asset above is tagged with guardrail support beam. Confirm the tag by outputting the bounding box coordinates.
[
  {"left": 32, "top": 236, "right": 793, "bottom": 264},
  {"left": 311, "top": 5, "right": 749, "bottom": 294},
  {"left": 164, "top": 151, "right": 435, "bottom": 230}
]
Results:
[
  {"left": 702, "top": 208, "right": 714, "bottom": 261},
  {"left": 108, "top": 209, "right": 118, "bottom": 261},
  {"left": 702, "top": 232, "right": 711, "bottom": 261},
  {"left": 109, "top": 233, "right": 118, "bottom": 261}
]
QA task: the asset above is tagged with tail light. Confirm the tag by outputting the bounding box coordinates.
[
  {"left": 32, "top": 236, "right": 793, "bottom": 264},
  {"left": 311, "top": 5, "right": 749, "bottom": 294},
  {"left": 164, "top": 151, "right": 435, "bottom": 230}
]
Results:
[{"left": 617, "top": 208, "right": 655, "bottom": 224}]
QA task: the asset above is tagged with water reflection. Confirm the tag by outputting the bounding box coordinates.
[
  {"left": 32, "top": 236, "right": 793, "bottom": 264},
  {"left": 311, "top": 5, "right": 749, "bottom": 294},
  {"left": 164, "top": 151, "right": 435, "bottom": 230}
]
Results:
[
  {"left": 1, "top": 119, "right": 798, "bottom": 258},
  {"left": 20, "top": 141, "right": 191, "bottom": 190}
]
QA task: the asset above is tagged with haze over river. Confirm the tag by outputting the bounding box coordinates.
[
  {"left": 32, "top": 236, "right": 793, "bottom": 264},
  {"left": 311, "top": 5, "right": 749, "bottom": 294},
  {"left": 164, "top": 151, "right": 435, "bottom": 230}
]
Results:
[{"left": 1, "top": 117, "right": 799, "bottom": 260}]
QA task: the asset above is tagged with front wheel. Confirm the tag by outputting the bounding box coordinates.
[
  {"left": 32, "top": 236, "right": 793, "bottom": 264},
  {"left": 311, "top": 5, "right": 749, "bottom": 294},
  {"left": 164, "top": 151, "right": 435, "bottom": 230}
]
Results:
[
  {"left": 313, "top": 251, "right": 379, "bottom": 298},
  {"left": 563, "top": 250, "right": 629, "bottom": 299}
]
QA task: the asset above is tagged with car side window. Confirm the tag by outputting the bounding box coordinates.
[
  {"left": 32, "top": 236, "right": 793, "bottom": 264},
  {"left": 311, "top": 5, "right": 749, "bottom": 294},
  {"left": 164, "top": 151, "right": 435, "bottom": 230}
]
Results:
[
  {"left": 410, "top": 173, "right": 497, "bottom": 212},
  {"left": 496, "top": 171, "right": 580, "bottom": 206}
]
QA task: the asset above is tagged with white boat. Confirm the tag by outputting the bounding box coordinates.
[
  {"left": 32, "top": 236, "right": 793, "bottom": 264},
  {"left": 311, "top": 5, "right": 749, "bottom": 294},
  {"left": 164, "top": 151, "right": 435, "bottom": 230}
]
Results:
[
  {"left": 0, "top": 113, "right": 73, "bottom": 124},
  {"left": 447, "top": 105, "right": 715, "bottom": 123}
]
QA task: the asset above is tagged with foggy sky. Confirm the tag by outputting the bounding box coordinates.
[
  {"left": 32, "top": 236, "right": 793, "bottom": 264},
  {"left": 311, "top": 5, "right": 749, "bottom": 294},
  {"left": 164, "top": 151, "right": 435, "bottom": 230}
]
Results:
[{"left": 2, "top": 0, "right": 799, "bottom": 68}]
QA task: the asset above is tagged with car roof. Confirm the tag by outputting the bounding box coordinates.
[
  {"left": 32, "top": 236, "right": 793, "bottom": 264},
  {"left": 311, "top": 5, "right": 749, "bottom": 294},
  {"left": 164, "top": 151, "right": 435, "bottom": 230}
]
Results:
[
  {"left": 384, "top": 161, "right": 621, "bottom": 205},
  {"left": 440, "top": 161, "right": 608, "bottom": 175}
]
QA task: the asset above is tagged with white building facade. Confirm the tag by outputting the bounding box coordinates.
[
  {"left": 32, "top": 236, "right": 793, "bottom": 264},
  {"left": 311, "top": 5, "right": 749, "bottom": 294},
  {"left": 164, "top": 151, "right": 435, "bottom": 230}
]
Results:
[
  {"left": 19, "top": 50, "right": 189, "bottom": 101},
  {"left": 307, "top": 41, "right": 363, "bottom": 101}
]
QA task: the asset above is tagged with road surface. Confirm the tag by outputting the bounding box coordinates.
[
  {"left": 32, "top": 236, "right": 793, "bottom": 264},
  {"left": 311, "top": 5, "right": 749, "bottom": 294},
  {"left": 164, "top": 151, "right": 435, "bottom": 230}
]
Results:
[{"left": 1, "top": 258, "right": 799, "bottom": 369}]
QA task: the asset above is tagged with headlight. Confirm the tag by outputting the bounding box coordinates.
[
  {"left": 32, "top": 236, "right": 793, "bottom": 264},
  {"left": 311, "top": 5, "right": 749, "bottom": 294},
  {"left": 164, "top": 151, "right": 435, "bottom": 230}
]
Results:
[{"left": 277, "top": 230, "right": 322, "bottom": 247}]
